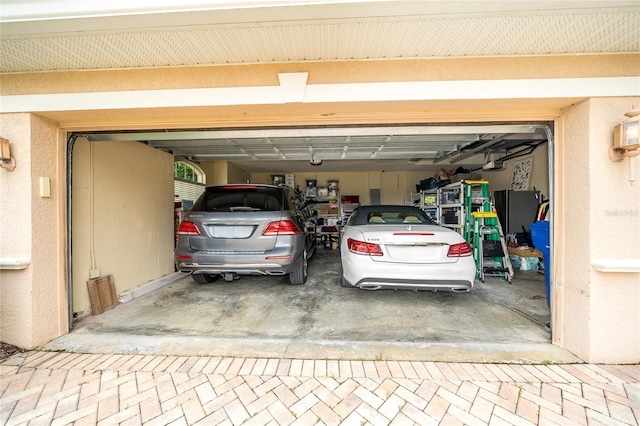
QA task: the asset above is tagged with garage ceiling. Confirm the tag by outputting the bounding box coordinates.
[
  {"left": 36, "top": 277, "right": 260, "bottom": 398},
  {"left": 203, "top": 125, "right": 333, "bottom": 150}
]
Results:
[
  {"left": 85, "top": 123, "right": 549, "bottom": 172},
  {"left": 2, "top": 1, "right": 637, "bottom": 172}
]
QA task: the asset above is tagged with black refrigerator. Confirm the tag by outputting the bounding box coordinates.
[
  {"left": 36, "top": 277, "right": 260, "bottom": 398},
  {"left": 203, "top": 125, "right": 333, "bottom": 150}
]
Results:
[{"left": 492, "top": 190, "right": 540, "bottom": 234}]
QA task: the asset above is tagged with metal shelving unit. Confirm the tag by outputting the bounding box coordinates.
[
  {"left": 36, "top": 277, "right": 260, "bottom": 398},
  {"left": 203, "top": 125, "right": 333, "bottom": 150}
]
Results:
[
  {"left": 406, "top": 189, "right": 438, "bottom": 221},
  {"left": 438, "top": 182, "right": 465, "bottom": 232},
  {"left": 406, "top": 180, "right": 495, "bottom": 240},
  {"left": 339, "top": 195, "right": 359, "bottom": 223}
]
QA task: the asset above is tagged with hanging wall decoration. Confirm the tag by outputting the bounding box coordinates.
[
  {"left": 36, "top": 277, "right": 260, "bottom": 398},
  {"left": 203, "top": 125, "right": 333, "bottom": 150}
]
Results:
[{"left": 509, "top": 157, "right": 534, "bottom": 190}]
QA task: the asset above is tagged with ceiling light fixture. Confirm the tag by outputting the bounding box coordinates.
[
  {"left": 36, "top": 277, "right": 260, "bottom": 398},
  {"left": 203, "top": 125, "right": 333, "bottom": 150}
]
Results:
[{"left": 309, "top": 154, "right": 322, "bottom": 166}]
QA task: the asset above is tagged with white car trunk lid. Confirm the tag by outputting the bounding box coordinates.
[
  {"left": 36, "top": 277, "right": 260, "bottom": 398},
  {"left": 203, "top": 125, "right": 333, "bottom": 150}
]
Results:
[{"left": 360, "top": 225, "right": 462, "bottom": 264}]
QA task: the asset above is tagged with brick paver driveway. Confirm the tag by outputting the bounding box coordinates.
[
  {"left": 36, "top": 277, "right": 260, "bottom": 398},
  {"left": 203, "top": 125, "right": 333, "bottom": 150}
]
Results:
[{"left": 1, "top": 351, "right": 638, "bottom": 425}]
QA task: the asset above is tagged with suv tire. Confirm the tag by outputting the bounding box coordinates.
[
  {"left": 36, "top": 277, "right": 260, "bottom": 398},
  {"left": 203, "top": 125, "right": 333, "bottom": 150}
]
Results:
[
  {"left": 289, "top": 249, "right": 308, "bottom": 285},
  {"left": 192, "top": 274, "right": 218, "bottom": 284}
]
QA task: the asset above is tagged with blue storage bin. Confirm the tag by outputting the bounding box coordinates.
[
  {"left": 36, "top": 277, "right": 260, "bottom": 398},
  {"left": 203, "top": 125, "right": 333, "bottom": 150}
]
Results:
[{"left": 529, "top": 221, "right": 550, "bottom": 306}]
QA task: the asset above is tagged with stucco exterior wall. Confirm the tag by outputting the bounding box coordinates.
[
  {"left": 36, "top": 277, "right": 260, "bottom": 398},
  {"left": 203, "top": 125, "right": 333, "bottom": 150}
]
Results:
[
  {"left": 71, "top": 138, "right": 175, "bottom": 317},
  {"left": 557, "top": 97, "right": 640, "bottom": 363},
  {"left": 3, "top": 55, "right": 637, "bottom": 130},
  {"left": 3, "top": 55, "right": 638, "bottom": 96},
  {"left": 1, "top": 53, "right": 638, "bottom": 360},
  {"left": 0, "top": 113, "right": 65, "bottom": 348}
]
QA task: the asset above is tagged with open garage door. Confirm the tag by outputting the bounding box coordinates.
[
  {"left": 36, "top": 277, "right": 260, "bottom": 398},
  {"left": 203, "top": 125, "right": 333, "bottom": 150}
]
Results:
[
  {"left": 81, "top": 123, "right": 549, "bottom": 173},
  {"left": 66, "top": 121, "right": 554, "bottom": 358}
]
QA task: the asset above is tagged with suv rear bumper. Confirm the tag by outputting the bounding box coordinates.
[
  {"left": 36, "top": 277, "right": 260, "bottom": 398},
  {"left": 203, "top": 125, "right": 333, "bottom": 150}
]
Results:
[{"left": 176, "top": 259, "right": 297, "bottom": 276}]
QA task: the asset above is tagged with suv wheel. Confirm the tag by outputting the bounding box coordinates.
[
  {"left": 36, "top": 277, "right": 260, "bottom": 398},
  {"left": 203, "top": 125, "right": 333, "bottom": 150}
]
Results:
[
  {"left": 289, "top": 249, "right": 308, "bottom": 285},
  {"left": 192, "top": 274, "right": 218, "bottom": 284}
]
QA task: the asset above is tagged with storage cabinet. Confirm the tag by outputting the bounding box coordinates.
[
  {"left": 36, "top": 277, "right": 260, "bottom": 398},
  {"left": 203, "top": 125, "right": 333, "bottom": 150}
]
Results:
[{"left": 492, "top": 190, "right": 540, "bottom": 234}]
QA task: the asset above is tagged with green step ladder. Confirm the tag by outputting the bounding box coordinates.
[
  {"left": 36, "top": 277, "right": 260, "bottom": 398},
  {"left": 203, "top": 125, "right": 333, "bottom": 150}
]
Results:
[
  {"left": 472, "top": 211, "right": 512, "bottom": 283},
  {"left": 463, "top": 180, "right": 493, "bottom": 242}
]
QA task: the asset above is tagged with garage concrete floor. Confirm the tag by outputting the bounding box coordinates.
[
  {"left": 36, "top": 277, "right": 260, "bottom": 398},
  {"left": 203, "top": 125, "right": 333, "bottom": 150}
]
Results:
[{"left": 44, "top": 250, "right": 581, "bottom": 363}]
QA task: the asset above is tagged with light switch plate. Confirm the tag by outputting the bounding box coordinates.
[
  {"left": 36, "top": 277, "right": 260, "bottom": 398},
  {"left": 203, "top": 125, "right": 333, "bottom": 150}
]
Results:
[{"left": 39, "top": 177, "right": 51, "bottom": 198}]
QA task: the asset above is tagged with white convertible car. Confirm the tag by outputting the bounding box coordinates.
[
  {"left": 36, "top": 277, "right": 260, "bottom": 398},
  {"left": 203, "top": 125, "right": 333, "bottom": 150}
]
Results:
[{"left": 340, "top": 205, "right": 476, "bottom": 292}]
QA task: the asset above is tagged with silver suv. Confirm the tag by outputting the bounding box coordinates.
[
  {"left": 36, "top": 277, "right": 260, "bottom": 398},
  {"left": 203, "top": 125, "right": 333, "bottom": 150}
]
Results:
[{"left": 175, "top": 184, "right": 316, "bottom": 284}]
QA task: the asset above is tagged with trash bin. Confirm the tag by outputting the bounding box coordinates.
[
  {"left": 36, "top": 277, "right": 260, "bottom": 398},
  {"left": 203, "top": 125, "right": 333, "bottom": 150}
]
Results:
[{"left": 529, "top": 220, "right": 550, "bottom": 306}]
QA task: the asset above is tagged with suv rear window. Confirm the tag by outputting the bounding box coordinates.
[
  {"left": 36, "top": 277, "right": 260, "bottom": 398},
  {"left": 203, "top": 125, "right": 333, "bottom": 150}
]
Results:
[{"left": 194, "top": 186, "right": 284, "bottom": 212}]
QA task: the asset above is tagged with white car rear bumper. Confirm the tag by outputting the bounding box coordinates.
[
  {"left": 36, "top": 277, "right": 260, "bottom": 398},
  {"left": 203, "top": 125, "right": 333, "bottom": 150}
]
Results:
[{"left": 342, "top": 255, "right": 476, "bottom": 292}]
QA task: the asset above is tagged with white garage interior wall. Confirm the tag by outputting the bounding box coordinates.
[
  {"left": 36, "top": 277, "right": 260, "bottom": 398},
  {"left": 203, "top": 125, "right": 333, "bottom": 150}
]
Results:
[
  {"left": 249, "top": 143, "right": 550, "bottom": 206},
  {"left": 72, "top": 138, "right": 175, "bottom": 317},
  {"left": 483, "top": 144, "right": 550, "bottom": 196}
]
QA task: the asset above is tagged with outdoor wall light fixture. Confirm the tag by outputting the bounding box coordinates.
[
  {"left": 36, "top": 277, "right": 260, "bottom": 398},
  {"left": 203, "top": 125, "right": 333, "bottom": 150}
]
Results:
[
  {"left": 609, "top": 109, "right": 640, "bottom": 183},
  {"left": 0, "top": 137, "right": 16, "bottom": 171}
]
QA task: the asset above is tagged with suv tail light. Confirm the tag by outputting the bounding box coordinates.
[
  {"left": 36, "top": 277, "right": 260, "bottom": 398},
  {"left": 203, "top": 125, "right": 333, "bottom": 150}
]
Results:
[
  {"left": 347, "top": 238, "right": 384, "bottom": 256},
  {"left": 447, "top": 242, "right": 473, "bottom": 257},
  {"left": 263, "top": 220, "right": 301, "bottom": 236},
  {"left": 177, "top": 221, "right": 201, "bottom": 236}
]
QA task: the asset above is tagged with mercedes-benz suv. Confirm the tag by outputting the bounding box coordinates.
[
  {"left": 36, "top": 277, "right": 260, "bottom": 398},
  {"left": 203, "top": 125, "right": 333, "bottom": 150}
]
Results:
[{"left": 175, "top": 184, "right": 316, "bottom": 284}]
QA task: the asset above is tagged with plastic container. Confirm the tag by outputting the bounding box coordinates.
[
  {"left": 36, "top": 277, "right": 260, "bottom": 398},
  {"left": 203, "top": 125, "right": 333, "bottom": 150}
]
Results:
[
  {"left": 509, "top": 255, "right": 539, "bottom": 271},
  {"left": 529, "top": 220, "right": 550, "bottom": 306}
]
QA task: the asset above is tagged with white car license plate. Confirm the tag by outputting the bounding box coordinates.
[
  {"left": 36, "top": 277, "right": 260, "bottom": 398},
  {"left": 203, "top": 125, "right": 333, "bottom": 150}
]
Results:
[{"left": 385, "top": 244, "right": 443, "bottom": 261}]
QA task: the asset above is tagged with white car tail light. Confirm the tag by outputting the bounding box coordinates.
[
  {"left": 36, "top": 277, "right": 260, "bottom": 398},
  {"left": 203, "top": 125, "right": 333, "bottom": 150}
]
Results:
[
  {"left": 347, "top": 238, "right": 383, "bottom": 256},
  {"left": 447, "top": 242, "right": 473, "bottom": 257}
]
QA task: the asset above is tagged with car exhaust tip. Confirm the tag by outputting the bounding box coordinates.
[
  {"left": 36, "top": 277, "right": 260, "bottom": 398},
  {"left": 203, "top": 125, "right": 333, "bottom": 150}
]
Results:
[{"left": 359, "top": 284, "right": 382, "bottom": 291}]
